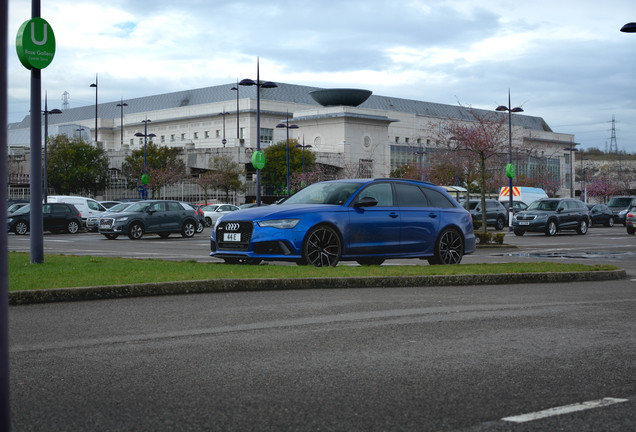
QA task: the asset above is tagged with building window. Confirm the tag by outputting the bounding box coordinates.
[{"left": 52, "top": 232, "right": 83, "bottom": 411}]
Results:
[
  {"left": 181, "top": 133, "right": 186, "bottom": 141},
  {"left": 215, "top": 130, "right": 221, "bottom": 138},
  {"left": 358, "top": 159, "right": 374, "bottom": 178},
  {"left": 395, "top": 137, "right": 400, "bottom": 143},
  {"left": 160, "top": 135, "right": 165, "bottom": 143},
  {"left": 139, "top": 138, "right": 143, "bottom": 146},
  {"left": 193, "top": 132, "right": 198, "bottom": 139},
  {"left": 405, "top": 137, "right": 409, "bottom": 144},
  {"left": 240, "top": 127, "right": 246, "bottom": 139},
  {"left": 170, "top": 134, "right": 175, "bottom": 142},
  {"left": 260, "top": 128, "right": 274, "bottom": 146},
  {"left": 204, "top": 131, "right": 210, "bottom": 139},
  {"left": 129, "top": 138, "right": 134, "bottom": 146}
]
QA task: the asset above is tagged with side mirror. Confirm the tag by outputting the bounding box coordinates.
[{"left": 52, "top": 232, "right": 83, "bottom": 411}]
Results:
[{"left": 354, "top": 196, "right": 378, "bottom": 208}]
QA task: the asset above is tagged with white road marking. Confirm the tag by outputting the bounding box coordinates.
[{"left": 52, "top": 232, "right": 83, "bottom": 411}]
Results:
[{"left": 502, "top": 397, "right": 628, "bottom": 423}]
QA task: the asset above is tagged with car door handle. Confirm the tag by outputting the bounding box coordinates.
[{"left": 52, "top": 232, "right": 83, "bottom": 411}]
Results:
[
  {"left": 429, "top": 213, "right": 438, "bottom": 218},
  {"left": 389, "top": 212, "right": 399, "bottom": 218}
]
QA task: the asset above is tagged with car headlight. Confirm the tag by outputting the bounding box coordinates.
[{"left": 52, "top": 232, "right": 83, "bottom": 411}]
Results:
[
  {"left": 115, "top": 216, "right": 129, "bottom": 222},
  {"left": 619, "top": 209, "right": 627, "bottom": 216},
  {"left": 257, "top": 219, "right": 300, "bottom": 229},
  {"left": 535, "top": 214, "right": 547, "bottom": 221}
]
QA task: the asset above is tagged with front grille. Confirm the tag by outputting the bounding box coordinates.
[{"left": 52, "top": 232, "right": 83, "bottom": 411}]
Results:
[
  {"left": 216, "top": 221, "right": 253, "bottom": 251},
  {"left": 99, "top": 218, "right": 115, "bottom": 227},
  {"left": 516, "top": 215, "right": 536, "bottom": 221}
]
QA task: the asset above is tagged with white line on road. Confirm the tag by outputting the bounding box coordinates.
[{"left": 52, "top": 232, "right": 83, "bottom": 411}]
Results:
[{"left": 501, "top": 397, "right": 628, "bottom": 423}]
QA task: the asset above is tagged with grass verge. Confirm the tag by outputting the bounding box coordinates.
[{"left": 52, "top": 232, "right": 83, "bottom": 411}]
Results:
[{"left": 8, "top": 252, "right": 619, "bottom": 291}]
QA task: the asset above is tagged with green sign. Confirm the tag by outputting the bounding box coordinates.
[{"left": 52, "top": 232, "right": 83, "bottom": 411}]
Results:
[
  {"left": 141, "top": 173, "right": 149, "bottom": 185},
  {"left": 252, "top": 150, "right": 266, "bottom": 170},
  {"left": 506, "top": 163, "right": 516, "bottom": 179},
  {"left": 16, "top": 17, "right": 56, "bottom": 70}
]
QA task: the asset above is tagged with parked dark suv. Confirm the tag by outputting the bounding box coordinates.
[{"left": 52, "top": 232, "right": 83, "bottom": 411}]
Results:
[
  {"left": 7, "top": 203, "right": 82, "bottom": 235},
  {"left": 512, "top": 198, "right": 590, "bottom": 236},
  {"left": 465, "top": 199, "right": 508, "bottom": 230},
  {"left": 607, "top": 196, "right": 636, "bottom": 226},
  {"left": 98, "top": 200, "right": 198, "bottom": 240}
]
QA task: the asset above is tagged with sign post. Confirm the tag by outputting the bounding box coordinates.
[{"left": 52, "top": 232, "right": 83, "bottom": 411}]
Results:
[{"left": 16, "top": 14, "right": 56, "bottom": 264}]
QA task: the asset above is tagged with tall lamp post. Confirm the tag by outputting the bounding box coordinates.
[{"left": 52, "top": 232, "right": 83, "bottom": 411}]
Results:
[
  {"left": 75, "top": 127, "right": 85, "bottom": 140},
  {"left": 239, "top": 57, "right": 278, "bottom": 206},
  {"left": 219, "top": 110, "right": 229, "bottom": 147},
  {"left": 42, "top": 93, "right": 62, "bottom": 204},
  {"left": 116, "top": 98, "right": 127, "bottom": 148},
  {"left": 496, "top": 90, "right": 524, "bottom": 230},
  {"left": 90, "top": 74, "right": 98, "bottom": 145},
  {"left": 295, "top": 136, "right": 312, "bottom": 173},
  {"left": 564, "top": 145, "right": 578, "bottom": 198},
  {"left": 231, "top": 81, "right": 240, "bottom": 141},
  {"left": 276, "top": 111, "right": 299, "bottom": 195},
  {"left": 134, "top": 118, "right": 155, "bottom": 199},
  {"left": 412, "top": 141, "right": 426, "bottom": 181}
]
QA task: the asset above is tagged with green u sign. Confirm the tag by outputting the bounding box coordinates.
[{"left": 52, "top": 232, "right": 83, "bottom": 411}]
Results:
[
  {"left": 252, "top": 151, "right": 266, "bottom": 170},
  {"left": 16, "top": 17, "right": 56, "bottom": 70}
]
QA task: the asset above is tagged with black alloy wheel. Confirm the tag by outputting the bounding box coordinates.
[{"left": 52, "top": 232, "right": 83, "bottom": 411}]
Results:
[{"left": 303, "top": 225, "right": 342, "bottom": 267}]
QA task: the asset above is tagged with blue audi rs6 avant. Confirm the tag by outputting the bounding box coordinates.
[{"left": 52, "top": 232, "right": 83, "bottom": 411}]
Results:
[{"left": 210, "top": 179, "right": 476, "bottom": 267}]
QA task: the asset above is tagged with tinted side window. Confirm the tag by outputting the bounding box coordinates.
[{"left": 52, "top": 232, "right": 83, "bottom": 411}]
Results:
[
  {"left": 422, "top": 188, "right": 455, "bottom": 209},
  {"left": 395, "top": 183, "right": 429, "bottom": 207},
  {"left": 167, "top": 202, "right": 183, "bottom": 211},
  {"left": 354, "top": 183, "right": 394, "bottom": 207}
]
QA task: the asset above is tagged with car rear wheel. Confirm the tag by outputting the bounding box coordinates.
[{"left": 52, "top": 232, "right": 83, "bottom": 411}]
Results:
[
  {"left": 605, "top": 217, "right": 614, "bottom": 227},
  {"left": 428, "top": 227, "right": 464, "bottom": 265},
  {"left": 181, "top": 221, "right": 196, "bottom": 238},
  {"left": 67, "top": 220, "right": 80, "bottom": 234},
  {"left": 303, "top": 225, "right": 342, "bottom": 267},
  {"left": 103, "top": 233, "right": 118, "bottom": 240},
  {"left": 196, "top": 220, "right": 204, "bottom": 233},
  {"left": 356, "top": 258, "right": 385, "bottom": 266},
  {"left": 627, "top": 225, "right": 635, "bottom": 235},
  {"left": 576, "top": 219, "right": 588, "bottom": 235},
  {"left": 495, "top": 216, "right": 506, "bottom": 231},
  {"left": 128, "top": 222, "right": 144, "bottom": 240},
  {"left": 205, "top": 217, "right": 212, "bottom": 227},
  {"left": 513, "top": 229, "right": 525, "bottom": 236},
  {"left": 545, "top": 220, "right": 557, "bottom": 236},
  {"left": 14, "top": 221, "right": 28, "bottom": 235}
]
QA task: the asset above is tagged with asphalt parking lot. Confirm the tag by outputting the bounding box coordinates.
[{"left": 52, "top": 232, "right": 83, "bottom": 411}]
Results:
[{"left": 6, "top": 224, "right": 636, "bottom": 272}]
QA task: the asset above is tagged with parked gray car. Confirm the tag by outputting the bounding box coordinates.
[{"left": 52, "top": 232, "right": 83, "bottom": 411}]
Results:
[
  {"left": 98, "top": 200, "right": 198, "bottom": 240},
  {"left": 512, "top": 198, "right": 591, "bottom": 236}
]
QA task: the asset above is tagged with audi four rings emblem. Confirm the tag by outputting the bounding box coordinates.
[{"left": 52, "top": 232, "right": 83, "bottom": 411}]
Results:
[{"left": 225, "top": 223, "right": 240, "bottom": 231}]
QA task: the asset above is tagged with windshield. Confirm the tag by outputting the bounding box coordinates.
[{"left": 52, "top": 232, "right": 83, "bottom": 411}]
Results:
[
  {"left": 527, "top": 200, "right": 558, "bottom": 211},
  {"left": 608, "top": 197, "right": 632, "bottom": 207},
  {"left": 108, "top": 203, "right": 133, "bottom": 212},
  {"left": 282, "top": 182, "right": 364, "bottom": 205},
  {"left": 12, "top": 204, "right": 31, "bottom": 215},
  {"left": 125, "top": 202, "right": 152, "bottom": 212}
]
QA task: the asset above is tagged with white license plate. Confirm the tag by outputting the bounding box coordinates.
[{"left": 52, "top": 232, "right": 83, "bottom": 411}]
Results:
[
  {"left": 224, "top": 233, "right": 241, "bottom": 242},
  {"left": 519, "top": 221, "right": 530, "bottom": 225},
  {"left": 101, "top": 224, "right": 112, "bottom": 229}
]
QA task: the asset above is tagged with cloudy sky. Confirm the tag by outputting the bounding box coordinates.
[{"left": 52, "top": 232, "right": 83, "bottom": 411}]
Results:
[{"left": 8, "top": 0, "right": 636, "bottom": 152}]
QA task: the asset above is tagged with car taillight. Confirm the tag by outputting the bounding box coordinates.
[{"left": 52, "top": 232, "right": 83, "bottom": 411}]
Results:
[{"left": 628, "top": 213, "right": 634, "bottom": 218}]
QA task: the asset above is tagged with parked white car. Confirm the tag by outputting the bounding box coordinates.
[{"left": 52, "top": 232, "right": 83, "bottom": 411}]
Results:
[{"left": 200, "top": 204, "right": 239, "bottom": 226}]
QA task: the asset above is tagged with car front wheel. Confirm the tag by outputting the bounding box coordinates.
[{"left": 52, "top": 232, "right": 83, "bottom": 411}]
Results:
[
  {"left": 627, "top": 225, "right": 635, "bottom": 235},
  {"left": 428, "top": 227, "right": 464, "bottom": 265},
  {"left": 545, "top": 220, "right": 557, "bottom": 236},
  {"left": 181, "top": 221, "right": 196, "bottom": 238},
  {"left": 495, "top": 216, "right": 506, "bottom": 231},
  {"left": 605, "top": 217, "right": 614, "bottom": 228},
  {"left": 128, "top": 222, "right": 144, "bottom": 240},
  {"left": 303, "top": 225, "right": 342, "bottom": 267}
]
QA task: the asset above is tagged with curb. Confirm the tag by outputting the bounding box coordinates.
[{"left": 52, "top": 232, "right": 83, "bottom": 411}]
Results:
[{"left": 8, "top": 269, "right": 627, "bottom": 306}]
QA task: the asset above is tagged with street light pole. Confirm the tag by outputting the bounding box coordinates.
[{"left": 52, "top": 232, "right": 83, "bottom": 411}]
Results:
[
  {"left": 240, "top": 57, "right": 277, "bottom": 206},
  {"left": 276, "top": 111, "right": 299, "bottom": 196},
  {"left": 42, "top": 92, "right": 62, "bottom": 204},
  {"left": 496, "top": 90, "right": 524, "bottom": 230},
  {"left": 295, "top": 135, "right": 312, "bottom": 173},
  {"left": 231, "top": 80, "right": 240, "bottom": 141},
  {"left": 219, "top": 110, "right": 229, "bottom": 147},
  {"left": 134, "top": 118, "right": 156, "bottom": 199},
  {"left": 116, "top": 98, "right": 127, "bottom": 148},
  {"left": 90, "top": 74, "right": 98, "bottom": 144}
]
